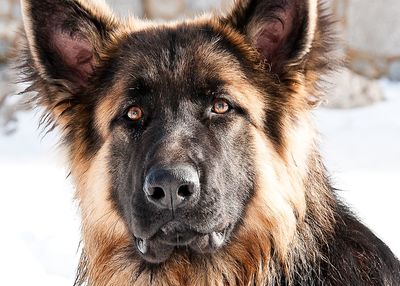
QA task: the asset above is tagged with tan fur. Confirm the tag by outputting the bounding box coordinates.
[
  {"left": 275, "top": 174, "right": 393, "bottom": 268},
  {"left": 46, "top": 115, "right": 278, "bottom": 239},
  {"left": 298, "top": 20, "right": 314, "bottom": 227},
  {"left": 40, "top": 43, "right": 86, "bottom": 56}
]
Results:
[
  {"left": 19, "top": 1, "right": 340, "bottom": 285},
  {"left": 70, "top": 78, "right": 334, "bottom": 285},
  {"left": 73, "top": 120, "right": 333, "bottom": 286},
  {"left": 196, "top": 44, "right": 266, "bottom": 127},
  {"left": 94, "top": 82, "right": 128, "bottom": 139}
]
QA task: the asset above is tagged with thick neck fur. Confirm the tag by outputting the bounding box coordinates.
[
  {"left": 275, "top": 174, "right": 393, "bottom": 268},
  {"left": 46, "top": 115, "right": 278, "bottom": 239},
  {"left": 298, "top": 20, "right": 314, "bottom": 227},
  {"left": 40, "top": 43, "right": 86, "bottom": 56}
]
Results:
[{"left": 74, "top": 149, "right": 337, "bottom": 286}]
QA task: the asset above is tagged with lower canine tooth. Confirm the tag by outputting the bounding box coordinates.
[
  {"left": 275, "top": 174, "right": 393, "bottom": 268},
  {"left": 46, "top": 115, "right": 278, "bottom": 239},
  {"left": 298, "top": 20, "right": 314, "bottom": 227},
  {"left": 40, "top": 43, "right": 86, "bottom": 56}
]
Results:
[
  {"left": 136, "top": 238, "right": 148, "bottom": 254},
  {"left": 211, "top": 231, "right": 225, "bottom": 247}
]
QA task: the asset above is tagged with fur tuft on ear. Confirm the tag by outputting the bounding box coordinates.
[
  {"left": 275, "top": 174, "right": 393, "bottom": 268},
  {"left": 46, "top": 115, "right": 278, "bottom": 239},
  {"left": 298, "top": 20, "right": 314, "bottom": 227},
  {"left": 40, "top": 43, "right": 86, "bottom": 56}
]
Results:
[
  {"left": 21, "top": 0, "right": 117, "bottom": 88},
  {"left": 222, "top": 0, "right": 319, "bottom": 73}
]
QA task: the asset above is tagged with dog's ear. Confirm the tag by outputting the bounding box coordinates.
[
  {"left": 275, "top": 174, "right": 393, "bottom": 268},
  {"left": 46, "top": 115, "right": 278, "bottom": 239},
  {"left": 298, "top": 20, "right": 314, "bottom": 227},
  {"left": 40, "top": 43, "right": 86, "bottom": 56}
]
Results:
[
  {"left": 21, "top": 0, "right": 117, "bottom": 89},
  {"left": 222, "top": 0, "right": 318, "bottom": 73}
]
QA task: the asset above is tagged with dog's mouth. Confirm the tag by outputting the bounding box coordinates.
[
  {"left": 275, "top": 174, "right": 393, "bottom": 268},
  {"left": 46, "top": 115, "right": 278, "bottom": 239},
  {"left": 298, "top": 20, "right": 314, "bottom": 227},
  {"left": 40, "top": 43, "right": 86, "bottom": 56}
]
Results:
[{"left": 134, "top": 221, "right": 232, "bottom": 263}]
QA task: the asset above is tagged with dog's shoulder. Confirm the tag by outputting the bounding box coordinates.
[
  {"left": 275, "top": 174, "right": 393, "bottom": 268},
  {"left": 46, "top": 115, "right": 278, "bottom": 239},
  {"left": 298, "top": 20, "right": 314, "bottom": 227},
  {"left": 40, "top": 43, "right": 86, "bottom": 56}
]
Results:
[{"left": 321, "top": 203, "right": 400, "bottom": 285}]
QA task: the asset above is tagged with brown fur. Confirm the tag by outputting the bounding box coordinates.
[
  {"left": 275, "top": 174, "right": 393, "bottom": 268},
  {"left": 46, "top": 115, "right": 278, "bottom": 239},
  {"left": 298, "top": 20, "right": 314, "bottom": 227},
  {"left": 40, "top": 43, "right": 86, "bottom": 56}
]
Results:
[{"left": 18, "top": 1, "right": 363, "bottom": 285}]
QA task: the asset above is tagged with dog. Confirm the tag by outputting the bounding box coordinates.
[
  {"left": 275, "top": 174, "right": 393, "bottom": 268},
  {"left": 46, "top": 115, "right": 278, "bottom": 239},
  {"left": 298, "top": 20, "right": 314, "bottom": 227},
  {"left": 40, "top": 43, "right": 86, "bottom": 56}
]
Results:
[{"left": 19, "top": 0, "right": 400, "bottom": 285}]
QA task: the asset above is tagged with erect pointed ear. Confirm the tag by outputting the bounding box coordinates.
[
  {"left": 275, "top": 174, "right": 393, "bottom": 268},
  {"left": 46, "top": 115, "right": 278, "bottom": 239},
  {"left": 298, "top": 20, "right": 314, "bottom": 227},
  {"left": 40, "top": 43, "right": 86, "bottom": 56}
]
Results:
[
  {"left": 21, "top": 0, "right": 117, "bottom": 89},
  {"left": 223, "top": 0, "right": 318, "bottom": 73}
]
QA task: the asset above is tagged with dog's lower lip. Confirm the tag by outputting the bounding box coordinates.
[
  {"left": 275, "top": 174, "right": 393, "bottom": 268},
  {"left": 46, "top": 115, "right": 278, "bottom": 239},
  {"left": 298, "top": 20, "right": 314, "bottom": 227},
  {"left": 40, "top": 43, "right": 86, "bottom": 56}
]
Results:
[
  {"left": 133, "top": 223, "right": 232, "bottom": 253},
  {"left": 160, "top": 234, "right": 197, "bottom": 246},
  {"left": 155, "top": 229, "right": 228, "bottom": 249},
  {"left": 158, "top": 230, "right": 198, "bottom": 246},
  {"left": 133, "top": 224, "right": 231, "bottom": 263}
]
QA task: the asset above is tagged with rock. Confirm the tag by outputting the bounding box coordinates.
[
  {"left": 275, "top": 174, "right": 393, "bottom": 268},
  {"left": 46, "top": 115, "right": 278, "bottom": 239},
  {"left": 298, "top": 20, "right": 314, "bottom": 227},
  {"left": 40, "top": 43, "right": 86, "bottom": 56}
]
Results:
[
  {"left": 185, "top": 0, "right": 231, "bottom": 15},
  {"left": 334, "top": 0, "right": 400, "bottom": 80},
  {"left": 388, "top": 61, "right": 400, "bottom": 82},
  {"left": 349, "top": 57, "right": 388, "bottom": 79},
  {"left": 144, "top": 0, "right": 232, "bottom": 20},
  {"left": 324, "top": 68, "right": 385, "bottom": 109},
  {"left": 344, "top": 0, "right": 400, "bottom": 58},
  {"left": 144, "top": 0, "right": 185, "bottom": 19},
  {"left": 0, "top": 65, "right": 31, "bottom": 135},
  {"left": 0, "top": 0, "right": 20, "bottom": 62},
  {"left": 112, "top": 0, "right": 143, "bottom": 18}
]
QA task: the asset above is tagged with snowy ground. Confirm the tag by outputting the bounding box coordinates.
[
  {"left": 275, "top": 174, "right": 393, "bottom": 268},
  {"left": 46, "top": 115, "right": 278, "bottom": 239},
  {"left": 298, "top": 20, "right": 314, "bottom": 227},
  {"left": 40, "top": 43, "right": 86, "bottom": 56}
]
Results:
[{"left": 0, "top": 80, "right": 399, "bottom": 285}]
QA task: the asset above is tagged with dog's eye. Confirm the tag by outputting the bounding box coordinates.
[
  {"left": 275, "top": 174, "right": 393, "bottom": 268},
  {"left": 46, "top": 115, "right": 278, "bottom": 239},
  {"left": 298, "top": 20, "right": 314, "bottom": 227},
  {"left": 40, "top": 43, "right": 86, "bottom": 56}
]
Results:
[
  {"left": 127, "top": 106, "right": 144, "bottom": 121},
  {"left": 212, "top": 99, "right": 230, "bottom": 114}
]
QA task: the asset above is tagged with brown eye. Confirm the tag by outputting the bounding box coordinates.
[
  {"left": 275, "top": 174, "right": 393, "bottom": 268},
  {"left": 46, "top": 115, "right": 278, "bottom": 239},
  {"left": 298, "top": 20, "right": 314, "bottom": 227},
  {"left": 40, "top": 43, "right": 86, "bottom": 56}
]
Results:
[
  {"left": 212, "top": 99, "right": 230, "bottom": 114},
  {"left": 127, "top": 106, "right": 143, "bottom": 121}
]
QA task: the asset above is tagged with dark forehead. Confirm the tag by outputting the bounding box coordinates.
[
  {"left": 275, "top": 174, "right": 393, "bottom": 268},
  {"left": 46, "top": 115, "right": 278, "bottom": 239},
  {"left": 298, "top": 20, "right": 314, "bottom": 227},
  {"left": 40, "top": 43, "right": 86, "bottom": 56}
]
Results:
[
  {"left": 93, "top": 23, "right": 267, "bottom": 134},
  {"left": 111, "top": 23, "right": 251, "bottom": 88}
]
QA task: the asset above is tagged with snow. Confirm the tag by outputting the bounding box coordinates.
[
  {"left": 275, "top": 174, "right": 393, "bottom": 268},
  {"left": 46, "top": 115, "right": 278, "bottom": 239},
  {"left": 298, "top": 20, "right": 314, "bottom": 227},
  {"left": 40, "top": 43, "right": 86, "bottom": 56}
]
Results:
[
  {"left": 315, "top": 79, "right": 400, "bottom": 257},
  {"left": 0, "top": 80, "right": 399, "bottom": 284},
  {"left": 0, "top": 112, "right": 80, "bottom": 285}
]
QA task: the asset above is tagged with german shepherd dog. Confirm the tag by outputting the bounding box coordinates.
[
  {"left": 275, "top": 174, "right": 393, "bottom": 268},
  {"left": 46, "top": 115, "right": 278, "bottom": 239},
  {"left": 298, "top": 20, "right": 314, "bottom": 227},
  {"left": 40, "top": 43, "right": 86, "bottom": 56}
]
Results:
[{"left": 19, "top": 0, "right": 399, "bottom": 285}]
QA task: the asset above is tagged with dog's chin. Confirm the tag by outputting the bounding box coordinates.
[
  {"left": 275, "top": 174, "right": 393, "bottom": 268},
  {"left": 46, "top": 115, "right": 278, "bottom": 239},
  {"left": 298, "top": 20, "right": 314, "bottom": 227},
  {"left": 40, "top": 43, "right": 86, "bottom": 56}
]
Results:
[{"left": 134, "top": 222, "right": 232, "bottom": 264}]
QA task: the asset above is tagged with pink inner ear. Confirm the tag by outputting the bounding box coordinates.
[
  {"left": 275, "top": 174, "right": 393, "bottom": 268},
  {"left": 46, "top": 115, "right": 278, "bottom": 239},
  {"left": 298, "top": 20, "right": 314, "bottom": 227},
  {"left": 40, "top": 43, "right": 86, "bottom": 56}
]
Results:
[
  {"left": 52, "top": 33, "right": 94, "bottom": 86},
  {"left": 255, "top": 21, "right": 286, "bottom": 61},
  {"left": 254, "top": 7, "right": 296, "bottom": 63}
]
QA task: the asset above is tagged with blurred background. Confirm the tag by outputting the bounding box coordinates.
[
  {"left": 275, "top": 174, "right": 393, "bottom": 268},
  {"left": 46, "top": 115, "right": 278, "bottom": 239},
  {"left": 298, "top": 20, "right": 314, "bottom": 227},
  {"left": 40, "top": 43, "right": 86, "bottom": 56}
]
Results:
[{"left": 0, "top": 1, "right": 399, "bottom": 285}]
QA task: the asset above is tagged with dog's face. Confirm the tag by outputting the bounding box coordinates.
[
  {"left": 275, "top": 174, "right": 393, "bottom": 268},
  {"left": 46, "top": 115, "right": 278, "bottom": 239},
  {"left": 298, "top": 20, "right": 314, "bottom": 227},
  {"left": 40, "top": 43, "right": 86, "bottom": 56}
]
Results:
[
  {"left": 106, "top": 26, "right": 257, "bottom": 262},
  {"left": 21, "top": 0, "right": 330, "bottom": 267}
]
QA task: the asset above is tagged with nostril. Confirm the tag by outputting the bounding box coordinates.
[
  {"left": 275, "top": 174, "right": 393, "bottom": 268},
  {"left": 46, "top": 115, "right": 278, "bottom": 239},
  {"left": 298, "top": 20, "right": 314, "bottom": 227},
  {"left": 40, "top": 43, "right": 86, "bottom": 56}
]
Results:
[
  {"left": 177, "top": 184, "right": 193, "bottom": 198},
  {"left": 144, "top": 166, "right": 200, "bottom": 209},
  {"left": 150, "top": 187, "right": 165, "bottom": 200}
]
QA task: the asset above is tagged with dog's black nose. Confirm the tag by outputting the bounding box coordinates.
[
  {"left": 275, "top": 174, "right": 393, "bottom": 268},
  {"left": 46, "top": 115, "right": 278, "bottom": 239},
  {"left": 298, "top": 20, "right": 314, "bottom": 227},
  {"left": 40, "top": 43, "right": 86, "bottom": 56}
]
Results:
[{"left": 143, "top": 166, "right": 200, "bottom": 210}]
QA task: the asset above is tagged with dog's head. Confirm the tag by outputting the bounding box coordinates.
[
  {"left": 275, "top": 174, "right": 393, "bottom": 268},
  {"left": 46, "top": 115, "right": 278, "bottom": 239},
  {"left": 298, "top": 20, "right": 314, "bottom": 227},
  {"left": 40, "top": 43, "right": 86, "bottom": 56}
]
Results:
[{"left": 21, "top": 0, "right": 335, "bottom": 277}]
